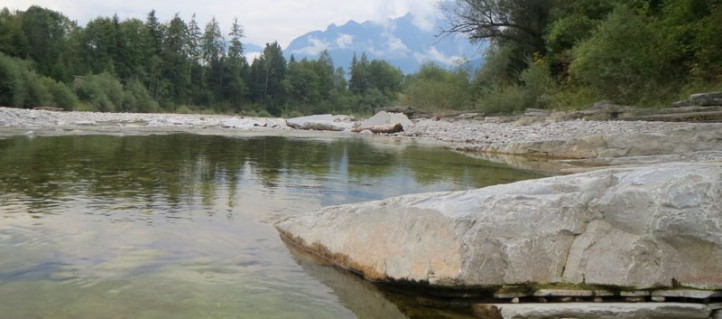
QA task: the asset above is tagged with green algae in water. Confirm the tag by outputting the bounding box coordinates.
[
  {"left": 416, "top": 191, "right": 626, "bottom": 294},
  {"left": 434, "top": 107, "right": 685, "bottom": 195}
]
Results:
[{"left": 0, "top": 134, "right": 544, "bottom": 319}]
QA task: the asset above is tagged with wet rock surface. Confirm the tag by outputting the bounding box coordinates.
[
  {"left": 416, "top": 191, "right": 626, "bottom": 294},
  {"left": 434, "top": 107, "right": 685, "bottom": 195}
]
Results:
[{"left": 276, "top": 162, "right": 722, "bottom": 289}]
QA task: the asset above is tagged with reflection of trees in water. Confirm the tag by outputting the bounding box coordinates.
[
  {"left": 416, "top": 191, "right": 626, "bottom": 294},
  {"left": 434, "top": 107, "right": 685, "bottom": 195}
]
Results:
[{"left": 0, "top": 134, "right": 542, "bottom": 215}]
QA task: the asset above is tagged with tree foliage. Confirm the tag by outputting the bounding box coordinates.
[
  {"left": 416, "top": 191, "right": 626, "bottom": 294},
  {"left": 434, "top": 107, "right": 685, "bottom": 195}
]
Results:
[
  {"left": 0, "top": 6, "right": 410, "bottom": 114},
  {"left": 443, "top": 0, "right": 722, "bottom": 111},
  {"left": 401, "top": 63, "right": 473, "bottom": 110}
]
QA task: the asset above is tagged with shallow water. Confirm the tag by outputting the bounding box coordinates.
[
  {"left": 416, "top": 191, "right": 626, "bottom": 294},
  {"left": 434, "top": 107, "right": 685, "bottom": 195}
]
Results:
[{"left": 0, "top": 134, "right": 543, "bottom": 318}]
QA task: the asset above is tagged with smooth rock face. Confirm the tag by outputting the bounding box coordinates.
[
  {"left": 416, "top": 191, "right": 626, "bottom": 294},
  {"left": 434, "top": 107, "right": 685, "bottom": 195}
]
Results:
[
  {"left": 489, "top": 303, "right": 712, "bottom": 319},
  {"left": 276, "top": 162, "right": 722, "bottom": 289}
]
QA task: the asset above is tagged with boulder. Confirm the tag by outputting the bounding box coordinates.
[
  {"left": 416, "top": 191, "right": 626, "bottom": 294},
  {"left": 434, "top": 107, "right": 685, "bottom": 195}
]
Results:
[
  {"left": 286, "top": 114, "right": 354, "bottom": 131},
  {"left": 580, "top": 101, "right": 632, "bottom": 120},
  {"left": 276, "top": 162, "right": 722, "bottom": 290},
  {"left": 685, "top": 92, "right": 722, "bottom": 107},
  {"left": 355, "top": 111, "right": 413, "bottom": 133}
]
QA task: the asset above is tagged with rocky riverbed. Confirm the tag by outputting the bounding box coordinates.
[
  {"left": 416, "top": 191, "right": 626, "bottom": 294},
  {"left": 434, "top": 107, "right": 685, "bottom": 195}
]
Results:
[
  {"left": 3, "top": 107, "right": 722, "bottom": 162},
  {"left": 3, "top": 106, "right": 722, "bottom": 318},
  {"left": 3, "top": 106, "right": 721, "bottom": 174}
]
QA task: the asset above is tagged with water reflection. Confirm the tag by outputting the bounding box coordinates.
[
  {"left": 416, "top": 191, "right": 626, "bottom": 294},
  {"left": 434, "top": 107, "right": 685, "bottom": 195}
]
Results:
[
  {"left": 0, "top": 134, "right": 541, "bottom": 211},
  {"left": 0, "top": 134, "right": 543, "bottom": 318}
]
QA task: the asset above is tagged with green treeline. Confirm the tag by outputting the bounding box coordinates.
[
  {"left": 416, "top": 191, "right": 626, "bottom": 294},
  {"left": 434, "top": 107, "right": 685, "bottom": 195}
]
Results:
[
  {"left": 0, "top": 6, "right": 404, "bottom": 115},
  {"left": 2, "top": 2, "right": 721, "bottom": 115},
  {"left": 440, "top": 0, "right": 722, "bottom": 112}
]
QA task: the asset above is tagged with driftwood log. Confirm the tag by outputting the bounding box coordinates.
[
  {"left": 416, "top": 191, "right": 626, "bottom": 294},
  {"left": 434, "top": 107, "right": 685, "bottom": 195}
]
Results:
[{"left": 352, "top": 123, "right": 403, "bottom": 134}]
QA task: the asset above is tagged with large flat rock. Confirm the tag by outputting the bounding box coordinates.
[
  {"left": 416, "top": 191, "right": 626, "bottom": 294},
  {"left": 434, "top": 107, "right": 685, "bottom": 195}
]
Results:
[{"left": 276, "top": 162, "right": 722, "bottom": 289}]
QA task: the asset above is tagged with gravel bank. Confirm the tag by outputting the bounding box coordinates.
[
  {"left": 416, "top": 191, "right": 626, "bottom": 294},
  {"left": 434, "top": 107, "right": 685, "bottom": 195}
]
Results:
[
  {"left": 402, "top": 117, "right": 717, "bottom": 145},
  {"left": 0, "top": 107, "right": 288, "bottom": 131},
  {"left": 2, "top": 107, "right": 721, "bottom": 171},
  {"left": 2, "top": 106, "right": 717, "bottom": 143}
]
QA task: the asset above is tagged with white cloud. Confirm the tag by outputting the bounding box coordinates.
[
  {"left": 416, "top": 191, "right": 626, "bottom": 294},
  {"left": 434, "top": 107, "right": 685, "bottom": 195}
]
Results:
[
  {"left": 413, "top": 47, "right": 462, "bottom": 66},
  {"left": 376, "top": 0, "right": 442, "bottom": 31},
  {"left": 12, "top": 0, "right": 441, "bottom": 48},
  {"left": 245, "top": 51, "right": 262, "bottom": 62},
  {"left": 335, "top": 34, "right": 353, "bottom": 48},
  {"left": 386, "top": 36, "right": 409, "bottom": 56},
  {"left": 290, "top": 36, "right": 329, "bottom": 56}
]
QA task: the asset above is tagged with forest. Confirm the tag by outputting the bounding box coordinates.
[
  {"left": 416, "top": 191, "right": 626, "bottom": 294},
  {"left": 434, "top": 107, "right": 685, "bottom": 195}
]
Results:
[
  {"left": 1, "top": 0, "right": 721, "bottom": 115},
  {"left": 0, "top": 6, "right": 402, "bottom": 116}
]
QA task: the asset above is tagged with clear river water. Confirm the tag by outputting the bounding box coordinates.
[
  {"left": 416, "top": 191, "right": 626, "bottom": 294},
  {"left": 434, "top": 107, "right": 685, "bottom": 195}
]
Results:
[{"left": 0, "top": 133, "right": 543, "bottom": 318}]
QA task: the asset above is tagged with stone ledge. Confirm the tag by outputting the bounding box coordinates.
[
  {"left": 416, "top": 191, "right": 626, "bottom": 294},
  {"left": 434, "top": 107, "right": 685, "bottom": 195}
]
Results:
[
  {"left": 474, "top": 302, "right": 713, "bottom": 319},
  {"left": 653, "top": 289, "right": 722, "bottom": 299}
]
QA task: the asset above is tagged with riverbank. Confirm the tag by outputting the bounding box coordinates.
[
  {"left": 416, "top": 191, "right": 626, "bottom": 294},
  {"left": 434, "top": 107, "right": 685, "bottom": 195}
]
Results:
[{"left": 3, "top": 106, "right": 721, "bottom": 174}]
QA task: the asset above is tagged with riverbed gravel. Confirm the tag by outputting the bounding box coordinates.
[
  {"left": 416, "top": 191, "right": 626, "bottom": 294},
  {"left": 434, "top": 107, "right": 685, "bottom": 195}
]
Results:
[
  {"left": 401, "top": 117, "right": 720, "bottom": 146},
  {"left": 2, "top": 107, "right": 722, "bottom": 164}
]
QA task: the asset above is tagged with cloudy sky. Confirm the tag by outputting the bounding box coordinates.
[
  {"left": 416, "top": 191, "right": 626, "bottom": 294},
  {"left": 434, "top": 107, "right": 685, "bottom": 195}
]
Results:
[{"left": 9, "top": 0, "right": 443, "bottom": 48}]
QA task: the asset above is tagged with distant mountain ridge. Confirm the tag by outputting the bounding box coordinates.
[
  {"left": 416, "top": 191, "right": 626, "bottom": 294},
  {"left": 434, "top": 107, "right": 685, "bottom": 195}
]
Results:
[{"left": 281, "top": 13, "right": 484, "bottom": 74}]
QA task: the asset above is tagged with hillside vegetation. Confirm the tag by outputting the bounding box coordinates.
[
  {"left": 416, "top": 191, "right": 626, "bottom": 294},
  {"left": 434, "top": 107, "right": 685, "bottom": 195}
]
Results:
[
  {"left": 438, "top": 0, "right": 722, "bottom": 112},
  {"left": 1, "top": 1, "right": 721, "bottom": 115},
  {"left": 0, "top": 7, "right": 402, "bottom": 116}
]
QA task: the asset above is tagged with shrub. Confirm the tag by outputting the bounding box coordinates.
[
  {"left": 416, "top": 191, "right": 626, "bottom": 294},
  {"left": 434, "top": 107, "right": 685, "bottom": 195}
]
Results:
[
  {"left": 74, "top": 72, "right": 124, "bottom": 112},
  {"left": 548, "top": 85, "right": 601, "bottom": 110},
  {"left": 123, "top": 79, "right": 159, "bottom": 113},
  {"left": 175, "top": 105, "right": 193, "bottom": 114},
  {"left": 569, "top": 7, "right": 666, "bottom": 104},
  {"left": 39, "top": 77, "right": 78, "bottom": 110},
  {"left": 519, "top": 60, "right": 557, "bottom": 109},
  {"left": 0, "top": 53, "right": 82, "bottom": 108},
  {"left": 401, "top": 63, "right": 474, "bottom": 111},
  {"left": 476, "top": 84, "right": 528, "bottom": 114}
]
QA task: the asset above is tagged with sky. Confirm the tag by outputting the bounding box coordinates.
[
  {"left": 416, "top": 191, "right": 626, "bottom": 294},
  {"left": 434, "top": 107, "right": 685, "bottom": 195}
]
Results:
[{"left": 8, "top": 0, "right": 443, "bottom": 49}]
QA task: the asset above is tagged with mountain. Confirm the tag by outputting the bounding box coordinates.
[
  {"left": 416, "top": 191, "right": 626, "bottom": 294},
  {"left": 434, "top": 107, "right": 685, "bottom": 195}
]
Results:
[{"left": 283, "top": 13, "right": 485, "bottom": 75}]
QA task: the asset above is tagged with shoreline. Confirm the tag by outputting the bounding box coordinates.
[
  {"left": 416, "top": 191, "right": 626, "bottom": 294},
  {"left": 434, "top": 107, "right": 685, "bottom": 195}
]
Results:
[
  {"left": 5, "top": 106, "right": 722, "bottom": 318},
  {"left": 3, "top": 106, "right": 721, "bottom": 173}
]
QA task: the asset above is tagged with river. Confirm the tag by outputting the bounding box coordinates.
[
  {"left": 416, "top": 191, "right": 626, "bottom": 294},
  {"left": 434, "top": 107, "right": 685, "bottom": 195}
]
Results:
[{"left": 0, "top": 133, "right": 543, "bottom": 318}]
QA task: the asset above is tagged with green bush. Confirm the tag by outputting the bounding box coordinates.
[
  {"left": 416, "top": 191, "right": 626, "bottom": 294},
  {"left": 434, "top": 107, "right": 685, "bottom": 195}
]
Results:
[
  {"left": 475, "top": 58, "right": 558, "bottom": 114},
  {"left": 0, "top": 53, "right": 77, "bottom": 108},
  {"left": 40, "top": 77, "right": 78, "bottom": 110},
  {"left": 548, "top": 85, "right": 601, "bottom": 110},
  {"left": 401, "top": 63, "right": 474, "bottom": 111},
  {"left": 473, "top": 45, "right": 518, "bottom": 87},
  {"left": 519, "top": 61, "right": 557, "bottom": 109},
  {"left": 19, "top": 68, "right": 52, "bottom": 107},
  {"left": 569, "top": 7, "right": 666, "bottom": 104},
  {"left": 476, "top": 84, "right": 528, "bottom": 114},
  {"left": 74, "top": 72, "right": 125, "bottom": 112},
  {"left": 123, "top": 79, "right": 159, "bottom": 113},
  {"left": 175, "top": 105, "right": 193, "bottom": 114}
]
